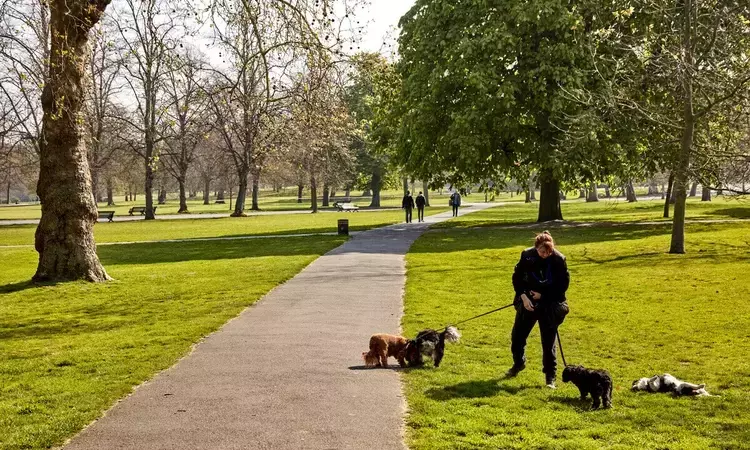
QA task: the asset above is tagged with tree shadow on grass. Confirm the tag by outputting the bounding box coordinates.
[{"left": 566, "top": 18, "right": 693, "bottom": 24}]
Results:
[
  {"left": 0, "top": 280, "right": 59, "bottom": 295},
  {"left": 425, "top": 379, "right": 533, "bottom": 400},
  {"left": 549, "top": 395, "right": 601, "bottom": 412},
  {"left": 706, "top": 207, "right": 750, "bottom": 219},
  {"left": 96, "top": 234, "right": 345, "bottom": 266}
]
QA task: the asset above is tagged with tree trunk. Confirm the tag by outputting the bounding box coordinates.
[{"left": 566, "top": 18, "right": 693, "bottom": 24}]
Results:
[
  {"left": 216, "top": 189, "right": 225, "bottom": 203},
  {"left": 91, "top": 169, "right": 102, "bottom": 204},
  {"left": 203, "top": 178, "right": 210, "bottom": 205},
  {"left": 322, "top": 184, "right": 330, "bottom": 207},
  {"left": 251, "top": 175, "right": 260, "bottom": 211},
  {"left": 604, "top": 185, "right": 611, "bottom": 198},
  {"left": 231, "top": 169, "right": 249, "bottom": 216},
  {"left": 345, "top": 186, "right": 351, "bottom": 199},
  {"left": 525, "top": 188, "right": 531, "bottom": 203},
  {"left": 34, "top": 0, "right": 110, "bottom": 282},
  {"left": 310, "top": 176, "right": 318, "bottom": 213},
  {"left": 586, "top": 183, "right": 599, "bottom": 202},
  {"left": 178, "top": 177, "right": 188, "bottom": 213},
  {"left": 689, "top": 182, "right": 698, "bottom": 197},
  {"left": 529, "top": 176, "right": 537, "bottom": 201},
  {"left": 701, "top": 185, "right": 711, "bottom": 201},
  {"left": 626, "top": 181, "right": 637, "bottom": 202},
  {"left": 578, "top": 189, "right": 586, "bottom": 199},
  {"left": 670, "top": 0, "right": 694, "bottom": 255},
  {"left": 106, "top": 178, "right": 114, "bottom": 206},
  {"left": 369, "top": 173, "right": 382, "bottom": 208},
  {"left": 297, "top": 183, "right": 304, "bottom": 203},
  {"left": 402, "top": 177, "right": 409, "bottom": 195},
  {"left": 537, "top": 170, "right": 563, "bottom": 222},
  {"left": 6, "top": 181, "right": 10, "bottom": 204},
  {"left": 664, "top": 172, "right": 674, "bottom": 218},
  {"left": 144, "top": 162, "right": 155, "bottom": 218},
  {"left": 422, "top": 180, "right": 430, "bottom": 206}
]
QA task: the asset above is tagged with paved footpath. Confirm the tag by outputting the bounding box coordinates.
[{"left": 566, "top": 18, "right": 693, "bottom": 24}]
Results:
[{"left": 63, "top": 203, "right": 497, "bottom": 450}]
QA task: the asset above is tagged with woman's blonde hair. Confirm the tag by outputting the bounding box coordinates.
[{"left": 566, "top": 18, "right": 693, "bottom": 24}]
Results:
[{"left": 534, "top": 230, "right": 555, "bottom": 252}]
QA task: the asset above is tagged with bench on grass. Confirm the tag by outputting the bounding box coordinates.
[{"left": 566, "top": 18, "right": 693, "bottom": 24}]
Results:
[
  {"left": 333, "top": 202, "right": 359, "bottom": 212},
  {"left": 97, "top": 211, "right": 115, "bottom": 222},
  {"left": 128, "top": 206, "right": 157, "bottom": 216}
]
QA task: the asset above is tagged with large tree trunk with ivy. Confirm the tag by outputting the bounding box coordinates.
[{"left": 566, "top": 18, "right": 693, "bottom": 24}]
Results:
[
  {"left": 34, "top": 0, "right": 111, "bottom": 282},
  {"left": 537, "top": 170, "right": 563, "bottom": 222},
  {"left": 422, "top": 180, "right": 430, "bottom": 206},
  {"left": 144, "top": 160, "right": 155, "bottom": 217}
]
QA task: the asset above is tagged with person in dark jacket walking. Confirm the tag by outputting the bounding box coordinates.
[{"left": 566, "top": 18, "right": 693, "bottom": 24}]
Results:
[
  {"left": 505, "top": 231, "right": 570, "bottom": 388},
  {"left": 402, "top": 191, "right": 415, "bottom": 223},
  {"left": 415, "top": 191, "right": 426, "bottom": 222},
  {"left": 450, "top": 191, "right": 461, "bottom": 217}
]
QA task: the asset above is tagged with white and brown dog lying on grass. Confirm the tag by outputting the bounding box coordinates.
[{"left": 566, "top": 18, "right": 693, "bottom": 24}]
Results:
[{"left": 631, "top": 373, "right": 714, "bottom": 397}]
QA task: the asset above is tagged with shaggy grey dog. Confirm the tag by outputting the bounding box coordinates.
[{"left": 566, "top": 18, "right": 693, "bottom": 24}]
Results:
[
  {"left": 631, "top": 374, "right": 713, "bottom": 397},
  {"left": 562, "top": 365, "right": 613, "bottom": 409}
]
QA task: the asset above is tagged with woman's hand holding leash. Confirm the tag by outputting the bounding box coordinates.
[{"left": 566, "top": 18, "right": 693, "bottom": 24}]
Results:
[{"left": 521, "top": 293, "right": 535, "bottom": 312}]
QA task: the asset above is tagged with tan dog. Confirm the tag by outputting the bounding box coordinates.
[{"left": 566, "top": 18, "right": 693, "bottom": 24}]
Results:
[{"left": 362, "top": 333, "right": 410, "bottom": 368}]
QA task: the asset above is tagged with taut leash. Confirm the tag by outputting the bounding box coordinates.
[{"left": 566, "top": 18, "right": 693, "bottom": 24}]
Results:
[{"left": 450, "top": 302, "right": 516, "bottom": 327}]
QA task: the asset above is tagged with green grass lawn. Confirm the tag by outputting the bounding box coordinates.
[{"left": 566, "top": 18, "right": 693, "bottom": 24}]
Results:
[
  {"left": 402, "top": 218, "right": 750, "bottom": 449},
  {"left": 0, "top": 188, "right": 507, "bottom": 221},
  {"left": 0, "top": 207, "right": 450, "bottom": 247},
  {"left": 0, "top": 235, "right": 347, "bottom": 450},
  {"left": 436, "top": 196, "right": 750, "bottom": 230}
]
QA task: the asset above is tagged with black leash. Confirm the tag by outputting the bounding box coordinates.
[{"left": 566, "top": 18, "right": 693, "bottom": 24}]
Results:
[
  {"left": 557, "top": 330, "right": 568, "bottom": 367},
  {"left": 449, "top": 302, "right": 515, "bottom": 327}
]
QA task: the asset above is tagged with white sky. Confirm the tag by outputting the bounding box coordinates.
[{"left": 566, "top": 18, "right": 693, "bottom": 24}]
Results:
[{"left": 358, "top": 0, "right": 416, "bottom": 55}]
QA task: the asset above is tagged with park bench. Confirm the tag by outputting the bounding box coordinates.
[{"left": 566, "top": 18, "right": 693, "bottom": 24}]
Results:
[
  {"left": 333, "top": 202, "right": 359, "bottom": 212},
  {"left": 128, "top": 206, "right": 157, "bottom": 216},
  {"left": 97, "top": 211, "right": 115, "bottom": 222}
]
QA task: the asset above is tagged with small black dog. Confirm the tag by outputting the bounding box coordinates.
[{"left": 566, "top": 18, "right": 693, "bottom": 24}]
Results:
[
  {"left": 404, "top": 326, "right": 461, "bottom": 367},
  {"left": 562, "top": 365, "right": 613, "bottom": 409}
]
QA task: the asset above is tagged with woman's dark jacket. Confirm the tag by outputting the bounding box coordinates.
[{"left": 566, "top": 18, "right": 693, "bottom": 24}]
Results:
[{"left": 512, "top": 247, "right": 570, "bottom": 304}]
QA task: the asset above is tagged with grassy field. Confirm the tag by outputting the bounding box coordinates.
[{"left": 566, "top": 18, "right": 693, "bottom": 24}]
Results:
[
  {"left": 0, "top": 189, "right": 508, "bottom": 221},
  {"left": 402, "top": 201, "right": 750, "bottom": 449},
  {"left": 434, "top": 196, "right": 750, "bottom": 229},
  {"left": 0, "top": 207, "right": 450, "bottom": 247},
  {"left": 0, "top": 235, "right": 347, "bottom": 450}
]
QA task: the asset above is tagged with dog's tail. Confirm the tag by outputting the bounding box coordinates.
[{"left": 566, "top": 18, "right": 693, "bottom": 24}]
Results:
[
  {"left": 441, "top": 326, "right": 461, "bottom": 344},
  {"left": 362, "top": 351, "right": 379, "bottom": 367}
]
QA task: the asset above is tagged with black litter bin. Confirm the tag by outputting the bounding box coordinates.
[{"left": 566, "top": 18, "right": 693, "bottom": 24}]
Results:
[{"left": 337, "top": 219, "right": 349, "bottom": 235}]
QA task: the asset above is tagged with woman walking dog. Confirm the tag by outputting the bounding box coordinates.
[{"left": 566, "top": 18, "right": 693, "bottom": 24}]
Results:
[{"left": 505, "top": 231, "right": 570, "bottom": 388}]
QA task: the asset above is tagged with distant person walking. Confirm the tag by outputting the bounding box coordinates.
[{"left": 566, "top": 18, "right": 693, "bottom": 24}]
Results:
[
  {"left": 402, "top": 191, "right": 415, "bottom": 223},
  {"left": 415, "top": 191, "right": 426, "bottom": 222},
  {"left": 450, "top": 191, "right": 461, "bottom": 217}
]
